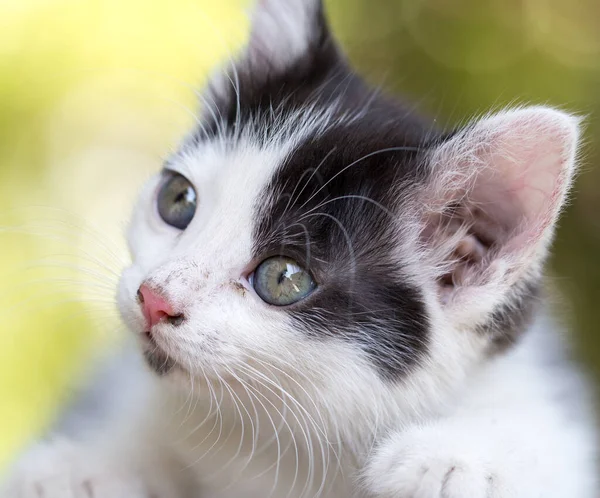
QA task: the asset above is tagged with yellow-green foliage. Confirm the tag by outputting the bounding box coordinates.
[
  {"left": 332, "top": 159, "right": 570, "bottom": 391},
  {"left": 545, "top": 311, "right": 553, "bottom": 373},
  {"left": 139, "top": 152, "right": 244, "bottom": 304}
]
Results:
[{"left": 0, "top": 0, "right": 248, "bottom": 471}]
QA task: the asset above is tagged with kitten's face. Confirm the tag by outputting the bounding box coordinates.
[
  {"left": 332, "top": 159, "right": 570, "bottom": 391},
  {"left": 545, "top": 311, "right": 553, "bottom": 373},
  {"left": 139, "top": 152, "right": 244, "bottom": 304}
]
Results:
[
  {"left": 117, "top": 0, "right": 579, "bottom": 413},
  {"left": 117, "top": 106, "right": 432, "bottom": 384},
  {"left": 118, "top": 140, "right": 297, "bottom": 375}
]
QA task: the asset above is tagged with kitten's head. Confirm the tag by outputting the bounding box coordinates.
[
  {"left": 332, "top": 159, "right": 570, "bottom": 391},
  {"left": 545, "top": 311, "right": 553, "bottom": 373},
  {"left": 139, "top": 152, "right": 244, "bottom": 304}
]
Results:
[{"left": 117, "top": 0, "right": 580, "bottom": 417}]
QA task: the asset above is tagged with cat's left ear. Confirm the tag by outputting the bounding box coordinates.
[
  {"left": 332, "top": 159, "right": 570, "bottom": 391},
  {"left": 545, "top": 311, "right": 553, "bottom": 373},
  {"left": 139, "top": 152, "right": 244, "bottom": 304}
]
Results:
[
  {"left": 245, "top": 0, "right": 329, "bottom": 71},
  {"left": 417, "top": 106, "right": 581, "bottom": 323},
  {"left": 208, "top": 0, "right": 335, "bottom": 101}
]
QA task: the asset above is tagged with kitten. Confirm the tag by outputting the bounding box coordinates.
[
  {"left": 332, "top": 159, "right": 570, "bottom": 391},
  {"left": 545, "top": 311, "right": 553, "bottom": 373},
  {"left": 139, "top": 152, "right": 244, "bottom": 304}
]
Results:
[{"left": 2, "top": 0, "right": 597, "bottom": 497}]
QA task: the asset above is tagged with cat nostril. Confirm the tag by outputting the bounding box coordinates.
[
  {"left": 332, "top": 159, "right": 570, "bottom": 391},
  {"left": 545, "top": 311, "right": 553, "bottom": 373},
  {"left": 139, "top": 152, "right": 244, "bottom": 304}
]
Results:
[
  {"left": 137, "top": 288, "right": 145, "bottom": 304},
  {"left": 167, "top": 313, "right": 185, "bottom": 326}
]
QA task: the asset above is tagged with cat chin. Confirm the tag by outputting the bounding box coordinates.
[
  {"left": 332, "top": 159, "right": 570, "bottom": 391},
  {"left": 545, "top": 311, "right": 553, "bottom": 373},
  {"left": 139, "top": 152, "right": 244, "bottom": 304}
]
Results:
[
  {"left": 134, "top": 327, "right": 243, "bottom": 384},
  {"left": 142, "top": 347, "right": 180, "bottom": 376}
]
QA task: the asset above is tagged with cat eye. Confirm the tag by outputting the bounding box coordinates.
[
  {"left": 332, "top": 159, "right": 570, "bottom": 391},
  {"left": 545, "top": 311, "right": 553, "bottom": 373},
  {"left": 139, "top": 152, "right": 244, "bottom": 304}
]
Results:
[
  {"left": 157, "top": 173, "right": 197, "bottom": 230},
  {"left": 251, "top": 256, "right": 316, "bottom": 306}
]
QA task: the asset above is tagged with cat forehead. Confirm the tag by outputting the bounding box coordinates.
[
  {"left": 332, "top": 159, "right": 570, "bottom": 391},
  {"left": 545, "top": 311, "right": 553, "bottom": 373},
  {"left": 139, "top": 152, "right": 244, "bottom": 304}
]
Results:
[
  {"left": 164, "top": 105, "right": 432, "bottom": 273},
  {"left": 169, "top": 105, "right": 339, "bottom": 221}
]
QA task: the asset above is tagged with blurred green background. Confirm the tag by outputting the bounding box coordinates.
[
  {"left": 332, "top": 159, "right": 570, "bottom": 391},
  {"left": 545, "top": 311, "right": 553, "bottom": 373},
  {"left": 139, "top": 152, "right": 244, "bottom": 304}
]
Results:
[{"left": 1, "top": 0, "right": 599, "bottom": 472}]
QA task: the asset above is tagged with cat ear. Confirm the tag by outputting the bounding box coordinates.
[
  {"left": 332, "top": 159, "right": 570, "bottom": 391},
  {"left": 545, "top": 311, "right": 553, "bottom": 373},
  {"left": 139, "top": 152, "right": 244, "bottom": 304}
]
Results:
[
  {"left": 245, "top": 0, "right": 327, "bottom": 71},
  {"left": 207, "top": 0, "right": 333, "bottom": 103},
  {"left": 419, "top": 107, "right": 581, "bottom": 320}
]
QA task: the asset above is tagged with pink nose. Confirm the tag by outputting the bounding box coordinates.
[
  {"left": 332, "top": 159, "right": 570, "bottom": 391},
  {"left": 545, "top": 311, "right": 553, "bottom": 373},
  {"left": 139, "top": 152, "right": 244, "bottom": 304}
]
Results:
[{"left": 138, "top": 284, "right": 181, "bottom": 328}]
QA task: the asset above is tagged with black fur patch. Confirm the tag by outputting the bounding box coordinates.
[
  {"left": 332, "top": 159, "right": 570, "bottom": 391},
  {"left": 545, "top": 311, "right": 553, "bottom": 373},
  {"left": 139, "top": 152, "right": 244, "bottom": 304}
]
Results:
[
  {"left": 210, "top": 2, "right": 438, "bottom": 379},
  {"left": 197, "top": 0, "right": 432, "bottom": 147},
  {"left": 251, "top": 122, "right": 436, "bottom": 379}
]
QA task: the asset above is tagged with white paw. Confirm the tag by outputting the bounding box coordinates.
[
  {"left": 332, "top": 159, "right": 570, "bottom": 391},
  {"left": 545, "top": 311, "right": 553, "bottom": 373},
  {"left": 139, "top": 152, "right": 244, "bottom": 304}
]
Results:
[
  {"left": 0, "top": 438, "right": 152, "bottom": 498},
  {"left": 363, "top": 426, "right": 518, "bottom": 498}
]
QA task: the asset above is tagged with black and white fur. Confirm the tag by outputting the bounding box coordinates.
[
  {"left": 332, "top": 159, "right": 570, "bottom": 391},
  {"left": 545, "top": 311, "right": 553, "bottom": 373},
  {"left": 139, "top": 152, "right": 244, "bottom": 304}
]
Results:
[{"left": 2, "top": 0, "right": 597, "bottom": 497}]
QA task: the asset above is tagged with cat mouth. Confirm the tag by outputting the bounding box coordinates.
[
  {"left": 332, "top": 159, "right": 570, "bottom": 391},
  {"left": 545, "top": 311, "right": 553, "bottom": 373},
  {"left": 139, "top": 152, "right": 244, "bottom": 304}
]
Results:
[{"left": 140, "top": 330, "right": 179, "bottom": 375}]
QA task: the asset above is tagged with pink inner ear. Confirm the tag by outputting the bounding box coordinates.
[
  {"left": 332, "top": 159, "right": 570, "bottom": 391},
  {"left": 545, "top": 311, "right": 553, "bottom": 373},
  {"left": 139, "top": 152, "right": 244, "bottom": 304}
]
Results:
[
  {"left": 473, "top": 108, "right": 577, "bottom": 254},
  {"left": 424, "top": 107, "right": 579, "bottom": 296}
]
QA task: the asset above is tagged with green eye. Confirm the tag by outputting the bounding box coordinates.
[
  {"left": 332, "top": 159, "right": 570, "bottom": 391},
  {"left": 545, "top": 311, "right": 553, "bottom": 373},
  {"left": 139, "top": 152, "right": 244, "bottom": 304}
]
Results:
[
  {"left": 252, "top": 256, "right": 316, "bottom": 306},
  {"left": 157, "top": 173, "right": 197, "bottom": 230}
]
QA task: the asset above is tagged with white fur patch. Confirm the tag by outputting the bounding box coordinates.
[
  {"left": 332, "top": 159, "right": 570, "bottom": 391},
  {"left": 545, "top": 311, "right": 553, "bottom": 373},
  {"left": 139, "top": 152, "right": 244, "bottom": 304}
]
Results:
[{"left": 364, "top": 318, "right": 597, "bottom": 498}]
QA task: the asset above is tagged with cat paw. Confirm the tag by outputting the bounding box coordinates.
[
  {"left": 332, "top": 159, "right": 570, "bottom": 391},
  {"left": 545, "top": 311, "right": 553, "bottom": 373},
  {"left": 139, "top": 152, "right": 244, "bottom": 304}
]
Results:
[
  {"left": 0, "top": 438, "right": 152, "bottom": 498},
  {"left": 362, "top": 426, "right": 517, "bottom": 498}
]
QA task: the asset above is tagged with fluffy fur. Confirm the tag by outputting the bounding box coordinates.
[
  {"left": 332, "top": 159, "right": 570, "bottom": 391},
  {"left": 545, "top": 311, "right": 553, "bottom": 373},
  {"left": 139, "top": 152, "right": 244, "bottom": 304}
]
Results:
[{"left": 2, "top": 0, "right": 597, "bottom": 497}]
